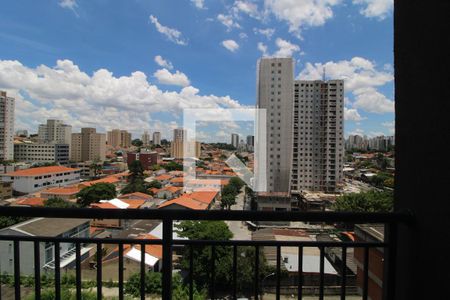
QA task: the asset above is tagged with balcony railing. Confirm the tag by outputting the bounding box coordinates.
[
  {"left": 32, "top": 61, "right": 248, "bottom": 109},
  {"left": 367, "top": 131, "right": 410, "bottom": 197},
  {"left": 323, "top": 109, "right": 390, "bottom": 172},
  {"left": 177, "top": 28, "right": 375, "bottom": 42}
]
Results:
[{"left": 0, "top": 206, "right": 412, "bottom": 300}]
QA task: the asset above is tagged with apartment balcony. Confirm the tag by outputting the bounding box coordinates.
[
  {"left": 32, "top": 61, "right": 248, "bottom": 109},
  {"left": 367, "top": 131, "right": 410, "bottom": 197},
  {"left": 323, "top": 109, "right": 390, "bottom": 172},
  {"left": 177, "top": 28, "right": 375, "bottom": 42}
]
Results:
[{"left": 0, "top": 207, "right": 413, "bottom": 300}]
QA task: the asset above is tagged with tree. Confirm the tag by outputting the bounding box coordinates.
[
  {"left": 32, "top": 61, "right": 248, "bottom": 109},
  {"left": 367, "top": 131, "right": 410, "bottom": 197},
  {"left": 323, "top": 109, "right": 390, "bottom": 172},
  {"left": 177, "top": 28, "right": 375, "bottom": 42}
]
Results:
[
  {"left": 147, "top": 180, "right": 162, "bottom": 189},
  {"left": 89, "top": 162, "right": 102, "bottom": 179},
  {"left": 375, "top": 153, "right": 389, "bottom": 170},
  {"left": 176, "top": 221, "right": 271, "bottom": 297},
  {"left": 176, "top": 221, "right": 233, "bottom": 289},
  {"left": 121, "top": 160, "right": 150, "bottom": 195},
  {"left": 221, "top": 194, "right": 236, "bottom": 210},
  {"left": 222, "top": 184, "right": 238, "bottom": 197},
  {"left": 164, "top": 161, "right": 183, "bottom": 171},
  {"left": 384, "top": 177, "right": 395, "bottom": 188},
  {"left": 124, "top": 272, "right": 162, "bottom": 297},
  {"left": 229, "top": 177, "right": 245, "bottom": 191},
  {"left": 132, "top": 139, "right": 143, "bottom": 147},
  {"left": 0, "top": 216, "right": 29, "bottom": 229},
  {"left": 332, "top": 190, "right": 394, "bottom": 213},
  {"left": 44, "top": 197, "right": 78, "bottom": 208},
  {"left": 76, "top": 183, "right": 117, "bottom": 207}
]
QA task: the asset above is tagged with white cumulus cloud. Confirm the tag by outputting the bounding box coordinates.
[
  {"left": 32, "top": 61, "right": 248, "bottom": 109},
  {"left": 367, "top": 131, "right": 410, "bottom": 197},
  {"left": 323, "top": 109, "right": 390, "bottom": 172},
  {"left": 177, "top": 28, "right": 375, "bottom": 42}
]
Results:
[
  {"left": 299, "top": 57, "right": 394, "bottom": 114},
  {"left": 273, "top": 38, "right": 300, "bottom": 57},
  {"left": 222, "top": 40, "right": 240, "bottom": 52},
  {"left": 264, "top": 0, "right": 341, "bottom": 37},
  {"left": 254, "top": 28, "right": 275, "bottom": 39},
  {"left": 344, "top": 107, "right": 365, "bottom": 121},
  {"left": 257, "top": 42, "right": 268, "bottom": 56},
  {"left": 191, "top": 0, "right": 205, "bottom": 9},
  {"left": 153, "top": 68, "right": 190, "bottom": 87},
  {"left": 353, "top": 0, "right": 392, "bottom": 19},
  {"left": 154, "top": 55, "right": 173, "bottom": 70},
  {"left": 232, "top": 0, "right": 262, "bottom": 19},
  {"left": 217, "top": 14, "right": 241, "bottom": 31},
  {"left": 59, "top": 0, "right": 77, "bottom": 9},
  {"left": 149, "top": 15, "right": 188, "bottom": 46},
  {"left": 0, "top": 59, "right": 242, "bottom": 136}
]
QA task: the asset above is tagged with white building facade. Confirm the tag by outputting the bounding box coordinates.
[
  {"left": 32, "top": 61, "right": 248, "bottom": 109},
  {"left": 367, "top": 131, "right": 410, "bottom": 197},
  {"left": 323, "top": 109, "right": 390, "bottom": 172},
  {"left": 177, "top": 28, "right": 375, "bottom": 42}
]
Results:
[{"left": 1, "top": 166, "right": 81, "bottom": 194}]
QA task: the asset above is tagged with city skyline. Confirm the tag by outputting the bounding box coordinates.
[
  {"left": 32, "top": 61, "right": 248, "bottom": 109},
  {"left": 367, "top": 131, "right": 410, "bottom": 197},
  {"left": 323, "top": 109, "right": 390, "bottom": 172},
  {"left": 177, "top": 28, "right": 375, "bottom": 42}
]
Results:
[{"left": 0, "top": 0, "right": 394, "bottom": 139}]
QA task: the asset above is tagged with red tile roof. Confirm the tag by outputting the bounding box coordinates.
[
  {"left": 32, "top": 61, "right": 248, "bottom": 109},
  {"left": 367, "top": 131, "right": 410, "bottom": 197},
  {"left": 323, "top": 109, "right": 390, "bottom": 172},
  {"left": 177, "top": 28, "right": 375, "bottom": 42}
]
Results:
[
  {"left": 14, "top": 197, "right": 45, "bottom": 207},
  {"left": 41, "top": 186, "right": 80, "bottom": 195},
  {"left": 119, "top": 192, "right": 153, "bottom": 200},
  {"left": 158, "top": 196, "right": 208, "bottom": 210},
  {"left": 155, "top": 174, "right": 172, "bottom": 181},
  {"left": 160, "top": 186, "right": 182, "bottom": 193},
  {"left": 187, "top": 191, "right": 218, "bottom": 205},
  {"left": 5, "top": 166, "right": 79, "bottom": 177},
  {"left": 79, "top": 176, "right": 120, "bottom": 187}
]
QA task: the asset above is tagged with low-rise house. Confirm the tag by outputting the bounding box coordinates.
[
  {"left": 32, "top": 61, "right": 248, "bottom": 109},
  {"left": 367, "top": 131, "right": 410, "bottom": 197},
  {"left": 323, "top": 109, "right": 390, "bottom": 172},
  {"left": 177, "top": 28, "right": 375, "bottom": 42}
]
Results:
[
  {"left": 119, "top": 192, "right": 153, "bottom": 202},
  {"left": 154, "top": 174, "right": 172, "bottom": 185},
  {"left": 157, "top": 192, "right": 216, "bottom": 210},
  {"left": 252, "top": 228, "right": 339, "bottom": 289},
  {"left": 1, "top": 166, "right": 81, "bottom": 194},
  {"left": 184, "top": 178, "right": 229, "bottom": 193},
  {"left": 90, "top": 198, "right": 145, "bottom": 228},
  {"left": 40, "top": 185, "right": 80, "bottom": 201},
  {"left": 169, "top": 177, "right": 184, "bottom": 187},
  {"left": 0, "top": 218, "right": 91, "bottom": 275},
  {"left": 13, "top": 196, "right": 46, "bottom": 207},
  {"left": 102, "top": 234, "right": 162, "bottom": 272},
  {"left": 156, "top": 186, "right": 182, "bottom": 200},
  {"left": 78, "top": 176, "right": 120, "bottom": 189}
]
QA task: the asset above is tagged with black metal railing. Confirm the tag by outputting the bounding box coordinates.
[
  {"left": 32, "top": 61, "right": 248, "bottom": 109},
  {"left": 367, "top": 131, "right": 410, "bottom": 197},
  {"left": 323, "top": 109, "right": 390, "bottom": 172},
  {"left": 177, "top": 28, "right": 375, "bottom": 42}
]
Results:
[{"left": 0, "top": 206, "right": 412, "bottom": 300}]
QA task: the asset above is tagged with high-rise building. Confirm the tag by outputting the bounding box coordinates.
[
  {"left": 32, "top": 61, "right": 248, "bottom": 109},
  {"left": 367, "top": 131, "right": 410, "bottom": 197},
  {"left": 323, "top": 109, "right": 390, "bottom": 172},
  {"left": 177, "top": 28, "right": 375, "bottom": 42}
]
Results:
[
  {"left": 246, "top": 135, "right": 254, "bottom": 147},
  {"left": 0, "top": 91, "right": 15, "bottom": 161},
  {"left": 257, "top": 58, "right": 294, "bottom": 193},
  {"left": 14, "top": 142, "right": 70, "bottom": 165},
  {"left": 153, "top": 131, "right": 161, "bottom": 146},
  {"left": 246, "top": 135, "right": 254, "bottom": 152},
  {"left": 290, "top": 80, "right": 344, "bottom": 193},
  {"left": 141, "top": 131, "right": 150, "bottom": 146},
  {"left": 71, "top": 128, "right": 106, "bottom": 162},
  {"left": 231, "top": 133, "right": 239, "bottom": 149},
  {"left": 38, "top": 119, "right": 72, "bottom": 147},
  {"left": 107, "top": 129, "right": 131, "bottom": 148},
  {"left": 171, "top": 129, "right": 186, "bottom": 158}
]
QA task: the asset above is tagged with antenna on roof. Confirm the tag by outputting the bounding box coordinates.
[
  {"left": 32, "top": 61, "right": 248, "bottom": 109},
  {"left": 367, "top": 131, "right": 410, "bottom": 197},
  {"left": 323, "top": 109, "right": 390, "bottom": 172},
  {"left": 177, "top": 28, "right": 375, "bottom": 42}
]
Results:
[{"left": 322, "top": 66, "right": 326, "bottom": 81}]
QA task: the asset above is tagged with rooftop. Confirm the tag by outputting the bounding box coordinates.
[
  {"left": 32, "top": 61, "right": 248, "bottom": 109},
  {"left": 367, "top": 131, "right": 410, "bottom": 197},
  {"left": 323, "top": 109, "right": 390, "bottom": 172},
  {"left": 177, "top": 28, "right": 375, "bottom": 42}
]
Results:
[
  {"left": 4, "top": 166, "right": 79, "bottom": 177},
  {"left": 2, "top": 217, "right": 89, "bottom": 236}
]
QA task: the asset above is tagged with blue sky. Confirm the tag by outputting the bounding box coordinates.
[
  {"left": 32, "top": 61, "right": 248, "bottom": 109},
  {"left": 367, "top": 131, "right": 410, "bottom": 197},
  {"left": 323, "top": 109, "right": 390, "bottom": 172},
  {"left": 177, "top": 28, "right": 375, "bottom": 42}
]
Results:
[{"left": 0, "top": 0, "right": 394, "bottom": 141}]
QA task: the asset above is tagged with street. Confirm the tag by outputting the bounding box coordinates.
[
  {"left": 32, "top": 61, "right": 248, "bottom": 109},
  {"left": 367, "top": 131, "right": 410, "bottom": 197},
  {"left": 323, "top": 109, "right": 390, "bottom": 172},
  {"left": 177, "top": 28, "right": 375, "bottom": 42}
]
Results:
[{"left": 226, "top": 189, "right": 252, "bottom": 240}]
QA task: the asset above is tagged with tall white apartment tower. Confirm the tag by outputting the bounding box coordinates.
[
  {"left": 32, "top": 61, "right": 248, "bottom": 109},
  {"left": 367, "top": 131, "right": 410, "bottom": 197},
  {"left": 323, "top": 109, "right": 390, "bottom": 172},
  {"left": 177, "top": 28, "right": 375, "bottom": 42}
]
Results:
[
  {"left": 290, "top": 80, "right": 344, "bottom": 193},
  {"left": 141, "top": 131, "right": 150, "bottom": 146},
  {"left": 0, "top": 91, "right": 15, "bottom": 161},
  {"left": 38, "top": 119, "right": 72, "bottom": 145},
  {"left": 257, "top": 58, "right": 294, "bottom": 193},
  {"left": 231, "top": 133, "right": 239, "bottom": 149},
  {"left": 152, "top": 132, "right": 161, "bottom": 146}
]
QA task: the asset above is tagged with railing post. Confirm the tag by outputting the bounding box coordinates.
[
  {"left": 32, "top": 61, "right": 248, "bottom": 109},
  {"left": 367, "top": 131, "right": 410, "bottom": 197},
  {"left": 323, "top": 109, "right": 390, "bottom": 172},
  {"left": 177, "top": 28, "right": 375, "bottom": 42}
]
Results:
[{"left": 162, "top": 218, "right": 173, "bottom": 300}]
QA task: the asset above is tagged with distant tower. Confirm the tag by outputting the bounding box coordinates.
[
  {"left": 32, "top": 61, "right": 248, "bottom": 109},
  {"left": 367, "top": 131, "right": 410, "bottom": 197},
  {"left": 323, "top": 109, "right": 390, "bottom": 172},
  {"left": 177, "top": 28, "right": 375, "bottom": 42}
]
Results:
[
  {"left": 152, "top": 131, "right": 161, "bottom": 146},
  {"left": 231, "top": 133, "right": 239, "bottom": 149},
  {"left": 0, "top": 91, "right": 15, "bottom": 161}
]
